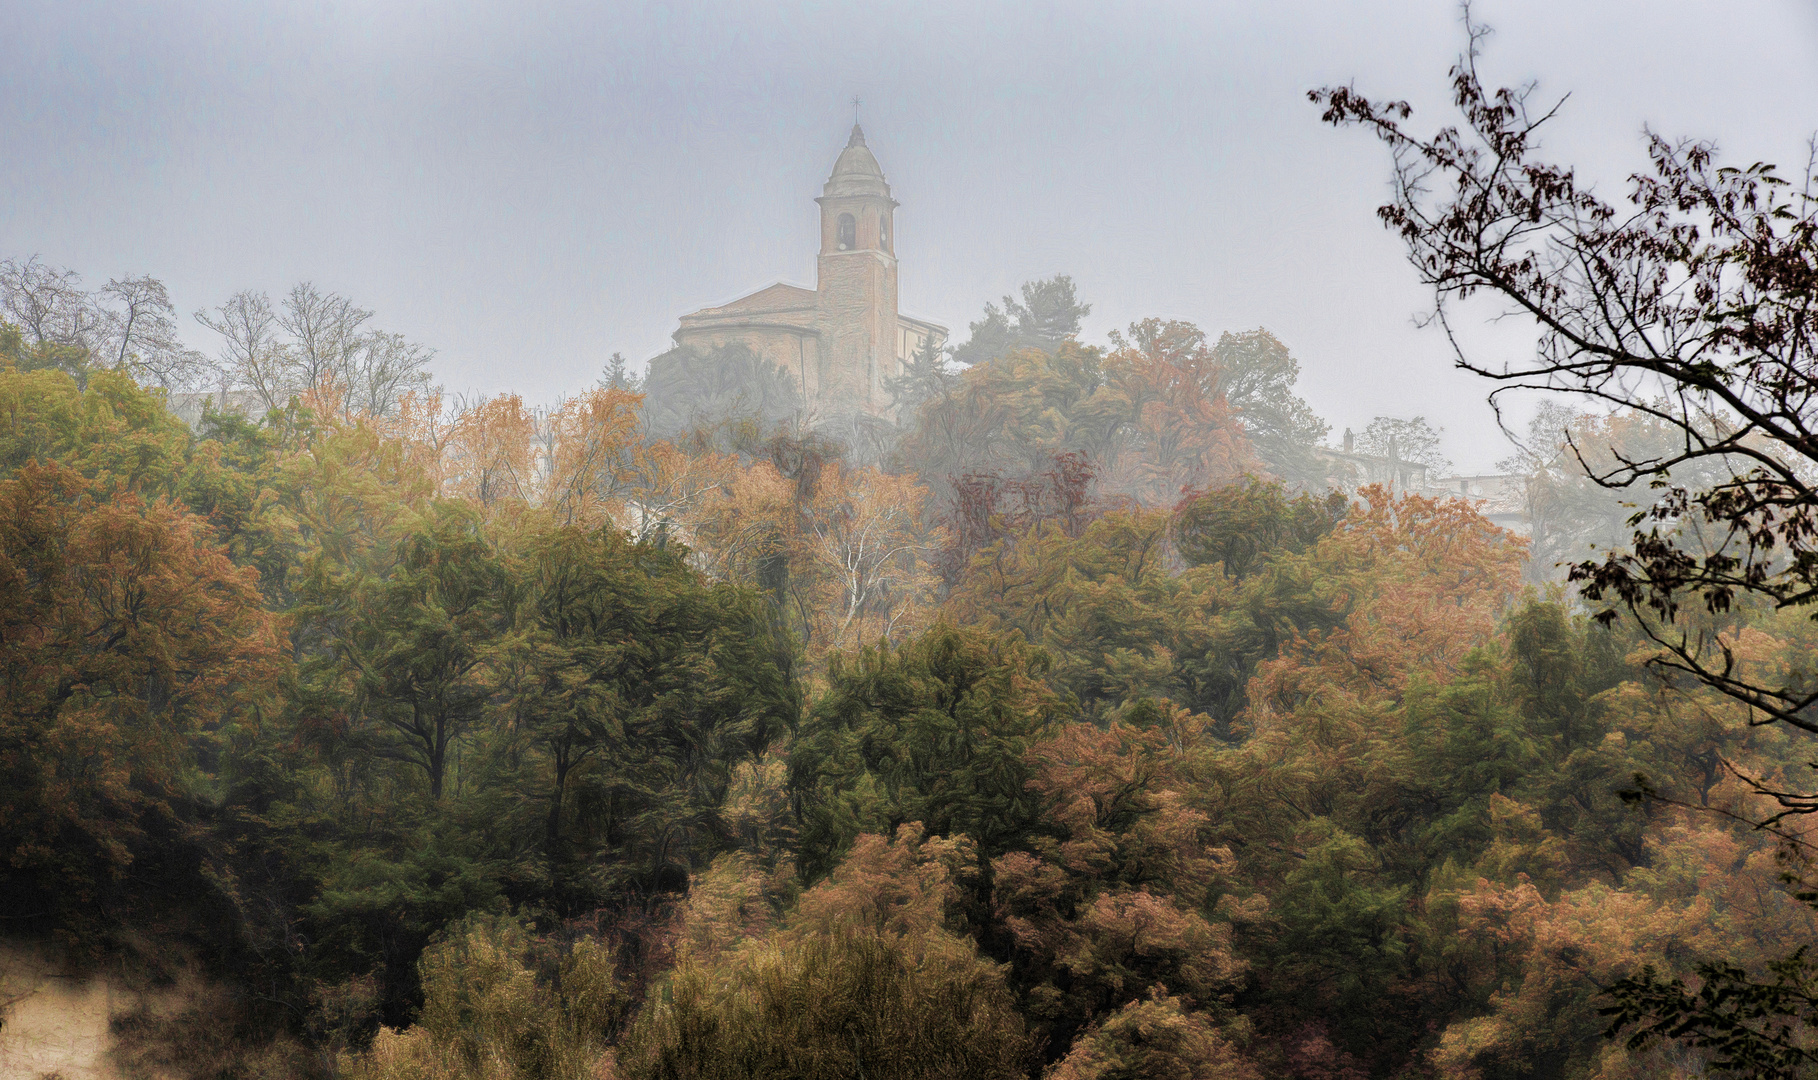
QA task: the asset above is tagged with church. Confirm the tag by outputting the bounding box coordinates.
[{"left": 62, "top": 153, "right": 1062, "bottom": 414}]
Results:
[{"left": 669, "top": 124, "right": 947, "bottom": 422}]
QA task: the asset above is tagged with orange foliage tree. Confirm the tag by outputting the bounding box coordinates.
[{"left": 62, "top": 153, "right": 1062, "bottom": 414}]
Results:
[
  {"left": 1247, "top": 485, "right": 1527, "bottom": 722},
  {"left": 993, "top": 710, "right": 1255, "bottom": 1064},
  {"left": 1428, "top": 813, "right": 1818, "bottom": 1080},
  {"left": 1085, "top": 318, "right": 1258, "bottom": 504},
  {"left": 443, "top": 393, "right": 538, "bottom": 511},
  {"left": 541, "top": 387, "right": 645, "bottom": 526},
  {"left": 0, "top": 461, "right": 284, "bottom": 925}
]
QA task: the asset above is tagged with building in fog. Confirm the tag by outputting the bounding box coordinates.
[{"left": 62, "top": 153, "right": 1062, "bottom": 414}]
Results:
[
  {"left": 669, "top": 124, "right": 946, "bottom": 421},
  {"left": 1318, "top": 433, "right": 1532, "bottom": 538}
]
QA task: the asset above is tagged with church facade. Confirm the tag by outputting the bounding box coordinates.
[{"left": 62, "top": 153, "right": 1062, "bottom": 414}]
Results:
[{"left": 670, "top": 124, "right": 946, "bottom": 421}]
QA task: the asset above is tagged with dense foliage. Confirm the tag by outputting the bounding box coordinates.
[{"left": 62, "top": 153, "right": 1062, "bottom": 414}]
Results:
[
  {"left": 6, "top": 42, "right": 1816, "bottom": 1066},
  {"left": 1318, "top": 16, "right": 1818, "bottom": 1074},
  {"left": 0, "top": 339, "right": 1807, "bottom": 1080}
]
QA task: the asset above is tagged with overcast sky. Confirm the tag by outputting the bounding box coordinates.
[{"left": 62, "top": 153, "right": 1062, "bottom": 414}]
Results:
[{"left": 3, "top": 0, "right": 1815, "bottom": 470}]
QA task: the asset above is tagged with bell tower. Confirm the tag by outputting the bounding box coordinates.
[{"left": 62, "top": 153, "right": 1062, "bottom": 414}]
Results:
[{"left": 815, "top": 123, "right": 899, "bottom": 416}]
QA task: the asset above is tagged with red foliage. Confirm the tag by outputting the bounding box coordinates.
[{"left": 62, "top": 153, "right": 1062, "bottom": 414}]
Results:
[
  {"left": 0, "top": 461, "right": 284, "bottom": 912},
  {"left": 939, "top": 451, "right": 1097, "bottom": 587},
  {"left": 992, "top": 717, "right": 1250, "bottom": 1050}
]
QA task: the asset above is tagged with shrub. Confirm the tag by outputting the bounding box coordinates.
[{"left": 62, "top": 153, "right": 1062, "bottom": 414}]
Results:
[
  {"left": 341, "top": 915, "right": 629, "bottom": 1080},
  {"left": 618, "top": 926, "right": 1030, "bottom": 1080}
]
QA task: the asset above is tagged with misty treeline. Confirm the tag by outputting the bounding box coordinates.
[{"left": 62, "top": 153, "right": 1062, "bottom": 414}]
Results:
[
  {"left": 0, "top": 259, "right": 434, "bottom": 415},
  {"left": 5, "top": 43, "right": 1818, "bottom": 1080},
  {"left": 0, "top": 278, "right": 1809, "bottom": 1080}
]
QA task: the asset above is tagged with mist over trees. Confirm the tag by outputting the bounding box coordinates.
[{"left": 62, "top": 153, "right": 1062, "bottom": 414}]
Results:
[
  {"left": 949, "top": 274, "right": 1093, "bottom": 367},
  {"left": 3, "top": 23, "right": 1816, "bottom": 1080},
  {"left": 638, "top": 341, "right": 803, "bottom": 444},
  {"left": 893, "top": 279, "right": 1334, "bottom": 512},
  {"left": 0, "top": 257, "right": 209, "bottom": 389},
  {"left": 1316, "top": 12, "right": 1818, "bottom": 1071},
  {"left": 195, "top": 282, "right": 435, "bottom": 416}
]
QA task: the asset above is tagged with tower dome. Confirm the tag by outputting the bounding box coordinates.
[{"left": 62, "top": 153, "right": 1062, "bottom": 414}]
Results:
[{"left": 822, "top": 124, "right": 893, "bottom": 200}]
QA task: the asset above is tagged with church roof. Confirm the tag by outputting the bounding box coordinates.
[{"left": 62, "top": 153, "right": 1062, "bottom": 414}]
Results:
[
  {"left": 676, "top": 282, "right": 819, "bottom": 337},
  {"left": 687, "top": 282, "right": 817, "bottom": 318},
  {"left": 822, "top": 124, "right": 893, "bottom": 200}
]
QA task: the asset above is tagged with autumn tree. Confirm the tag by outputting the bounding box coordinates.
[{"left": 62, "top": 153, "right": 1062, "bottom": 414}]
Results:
[
  {"left": 899, "top": 341, "right": 1108, "bottom": 497},
  {"left": 620, "top": 821, "right": 1033, "bottom": 1080},
  {"left": 443, "top": 393, "right": 538, "bottom": 511},
  {"left": 937, "top": 450, "right": 1096, "bottom": 589},
  {"left": 942, "top": 477, "right": 1349, "bottom": 725},
  {"left": 899, "top": 311, "right": 1282, "bottom": 521},
  {"left": 1243, "top": 486, "right": 1526, "bottom": 721},
  {"left": 993, "top": 713, "right": 1253, "bottom": 1063},
  {"left": 1047, "top": 989, "right": 1262, "bottom": 1080},
  {"left": 1209, "top": 328, "right": 1332, "bottom": 490},
  {"left": 944, "top": 508, "right": 1183, "bottom": 715},
  {"left": 1317, "top": 19, "right": 1818, "bottom": 1066},
  {"left": 666, "top": 445, "right": 787, "bottom": 575},
  {"left": 345, "top": 914, "right": 629, "bottom": 1080},
  {"left": 540, "top": 386, "right": 645, "bottom": 526},
  {"left": 949, "top": 274, "right": 1091, "bottom": 367},
  {"left": 0, "top": 460, "right": 282, "bottom": 929},
  {"left": 1187, "top": 490, "right": 1528, "bottom": 1066},
  {"left": 620, "top": 927, "right": 1030, "bottom": 1080},
  {"left": 0, "top": 366, "right": 194, "bottom": 495},
  {"left": 1174, "top": 475, "right": 1347, "bottom": 582},
  {"left": 1083, "top": 319, "right": 1259, "bottom": 504}
]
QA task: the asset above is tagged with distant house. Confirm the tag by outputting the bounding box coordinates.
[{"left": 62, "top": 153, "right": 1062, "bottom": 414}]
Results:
[
  {"left": 1424, "top": 473, "right": 1530, "bottom": 535},
  {"left": 1317, "top": 440, "right": 1532, "bottom": 537}
]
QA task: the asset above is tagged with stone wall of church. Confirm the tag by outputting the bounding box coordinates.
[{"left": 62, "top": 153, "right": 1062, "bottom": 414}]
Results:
[{"left": 816, "top": 250, "right": 898, "bottom": 417}]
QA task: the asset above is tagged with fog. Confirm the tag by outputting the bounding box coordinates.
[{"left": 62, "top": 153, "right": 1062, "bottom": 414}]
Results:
[
  {"left": 9, "top": 6, "right": 1818, "bottom": 1076},
  {"left": 1, "top": 0, "right": 1814, "bottom": 469}
]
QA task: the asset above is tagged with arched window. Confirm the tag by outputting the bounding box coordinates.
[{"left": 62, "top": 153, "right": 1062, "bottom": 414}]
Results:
[
  {"left": 837, "top": 213, "right": 856, "bottom": 250},
  {"left": 878, "top": 215, "right": 889, "bottom": 251}
]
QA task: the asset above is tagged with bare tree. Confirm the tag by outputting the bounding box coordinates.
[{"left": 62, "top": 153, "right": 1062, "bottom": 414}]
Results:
[
  {"left": 195, "top": 290, "right": 294, "bottom": 412},
  {"left": 99, "top": 275, "right": 209, "bottom": 389},
  {"left": 279, "top": 282, "right": 373, "bottom": 397},
  {"left": 197, "top": 282, "right": 433, "bottom": 417},
  {"left": 0, "top": 256, "right": 104, "bottom": 353},
  {"left": 346, "top": 329, "right": 433, "bottom": 416},
  {"left": 3, "top": 260, "right": 429, "bottom": 406},
  {"left": 1356, "top": 415, "right": 1452, "bottom": 485},
  {"left": 2, "top": 258, "right": 209, "bottom": 387}
]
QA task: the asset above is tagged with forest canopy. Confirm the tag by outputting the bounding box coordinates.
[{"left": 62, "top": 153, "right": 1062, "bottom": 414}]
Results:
[{"left": 4, "top": 32, "right": 1816, "bottom": 1080}]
